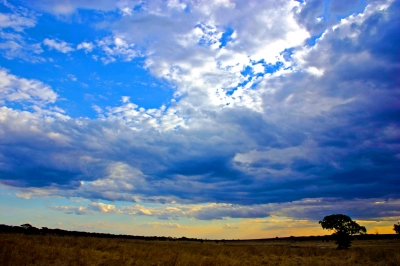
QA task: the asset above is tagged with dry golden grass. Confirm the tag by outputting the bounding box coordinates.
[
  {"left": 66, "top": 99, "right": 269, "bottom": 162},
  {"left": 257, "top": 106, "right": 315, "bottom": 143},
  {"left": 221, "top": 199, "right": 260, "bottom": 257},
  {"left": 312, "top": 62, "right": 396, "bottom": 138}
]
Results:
[{"left": 1, "top": 233, "right": 399, "bottom": 266}]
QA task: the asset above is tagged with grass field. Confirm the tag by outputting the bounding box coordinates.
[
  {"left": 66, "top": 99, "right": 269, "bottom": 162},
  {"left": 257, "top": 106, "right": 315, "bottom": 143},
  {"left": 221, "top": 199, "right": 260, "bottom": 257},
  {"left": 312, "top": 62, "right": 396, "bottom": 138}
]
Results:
[{"left": 1, "top": 233, "right": 399, "bottom": 266}]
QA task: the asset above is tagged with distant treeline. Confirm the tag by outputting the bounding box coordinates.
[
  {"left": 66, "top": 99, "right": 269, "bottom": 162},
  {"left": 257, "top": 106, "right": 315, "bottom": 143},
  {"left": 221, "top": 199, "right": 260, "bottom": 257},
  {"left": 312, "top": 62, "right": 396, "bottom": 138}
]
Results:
[
  {"left": 261, "top": 234, "right": 400, "bottom": 242},
  {"left": 0, "top": 223, "right": 398, "bottom": 242},
  {"left": 0, "top": 224, "right": 195, "bottom": 242}
]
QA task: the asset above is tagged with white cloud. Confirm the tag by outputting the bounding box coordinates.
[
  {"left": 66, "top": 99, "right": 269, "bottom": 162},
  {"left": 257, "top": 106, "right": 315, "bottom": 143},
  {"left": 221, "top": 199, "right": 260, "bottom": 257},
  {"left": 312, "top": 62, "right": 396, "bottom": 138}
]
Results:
[
  {"left": 96, "top": 36, "right": 138, "bottom": 64},
  {"left": 88, "top": 202, "right": 119, "bottom": 213},
  {"left": 95, "top": 0, "right": 309, "bottom": 122},
  {"left": 0, "top": 40, "right": 21, "bottom": 53},
  {"left": 0, "top": 11, "right": 36, "bottom": 31},
  {"left": 67, "top": 74, "right": 77, "bottom": 81},
  {"left": 50, "top": 205, "right": 89, "bottom": 215},
  {"left": 43, "top": 38, "right": 74, "bottom": 53},
  {"left": 0, "top": 4, "right": 43, "bottom": 62},
  {"left": 120, "top": 7, "right": 132, "bottom": 16},
  {"left": 0, "top": 68, "right": 58, "bottom": 104},
  {"left": 0, "top": 38, "right": 44, "bottom": 62},
  {"left": 77, "top": 41, "right": 95, "bottom": 53},
  {"left": 121, "top": 96, "right": 130, "bottom": 103}
]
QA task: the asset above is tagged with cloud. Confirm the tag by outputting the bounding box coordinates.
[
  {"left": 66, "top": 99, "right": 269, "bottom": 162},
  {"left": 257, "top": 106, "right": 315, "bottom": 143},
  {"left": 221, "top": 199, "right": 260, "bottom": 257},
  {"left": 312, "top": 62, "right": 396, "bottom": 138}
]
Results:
[
  {"left": 50, "top": 205, "right": 90, "bottom": 215},
  {"left": 272, "top": 198, "right": 400, "bottom": 221},
  {"left": 0, "top": 3, "right": 43, "bottom": 61},
  {"left": 0, "top": 7, "right": 36, "bottom": 31},
  {"left": 77, "top": 41, "right": 95, "bottom": 53},
  {"left": 258, "top": 218, "right": 317, "bottom": 231},
  {"left": 43, "top": 38, "right": 74, "bottom": 53},
  {"left": 87, "top": 202, "right": 118, "bottom": 213},
  {"left": 96, "top": 36, "right": 138, "bottom": 64},
  {"left": 67, "top": 74, "right": 77, "bottom": 81},
  {"left": 25, "top": 0, "right": 117, "bottom": 14},
  {"left": 0, "top": 39, "right": 44, "bottom": 62},
  {"left": 0, "top": 0, "right": 399, "bottom": 224},
  {"left": 294, "top": 0, "right": 328, "bottom": 36},
  {"left": 223, "top": 223, "right": 239, "bottom": 229},
  {"left": 118, "top": 203, "right": 271, "bottom": 220},
  {"left": 49, "top": 198, "right": 400, "bottom": 222},
  {"left": 50, "top": 201, "right": 267, "bottom": 220},
  {"left": 138, "top": 222, "right": 187, "bottom": 229},
  {"left": 329, "top": 0, "right": 360, "bottom": 14},
  {"left": 0, "top": 69, "right": 58, "bottom": 104}
]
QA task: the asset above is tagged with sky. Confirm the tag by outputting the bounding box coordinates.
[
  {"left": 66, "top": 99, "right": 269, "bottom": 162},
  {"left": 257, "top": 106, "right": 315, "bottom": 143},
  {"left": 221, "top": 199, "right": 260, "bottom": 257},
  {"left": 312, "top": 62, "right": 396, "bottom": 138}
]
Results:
[{"left": 0, "top": 0, "right": 399, "bottom": 239}]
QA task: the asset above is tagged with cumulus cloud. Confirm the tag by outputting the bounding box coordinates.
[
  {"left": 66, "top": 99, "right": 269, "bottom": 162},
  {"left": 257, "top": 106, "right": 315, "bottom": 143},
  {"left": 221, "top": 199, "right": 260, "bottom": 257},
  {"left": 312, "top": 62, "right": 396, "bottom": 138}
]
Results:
[
  {"left": 43, "top": 38, "right": 74, "bottom": 53},
  {"left": 88, "top": 202, "right": 119, "bottom": 213},
  {"left": 95, "top": 36, "right": 138, "bottom": 64},
  {"left": 118, "top": 0, "right": 309, "bottom": 101},
  {"left": 77, "top": 41, "right": 95, "bottom": 53},
  {"left": 0, "top": 69, "right": 58, "bottom": 104},
  {"left": 294, "top": 0, "right": 328, "bottom": 36}
]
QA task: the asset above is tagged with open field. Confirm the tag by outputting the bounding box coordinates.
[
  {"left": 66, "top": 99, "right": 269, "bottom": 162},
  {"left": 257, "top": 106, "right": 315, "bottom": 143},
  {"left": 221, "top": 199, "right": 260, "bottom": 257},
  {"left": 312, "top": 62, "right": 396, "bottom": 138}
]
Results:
[{"left": 1, "top": 233, "right": 400, "bottom": 266}]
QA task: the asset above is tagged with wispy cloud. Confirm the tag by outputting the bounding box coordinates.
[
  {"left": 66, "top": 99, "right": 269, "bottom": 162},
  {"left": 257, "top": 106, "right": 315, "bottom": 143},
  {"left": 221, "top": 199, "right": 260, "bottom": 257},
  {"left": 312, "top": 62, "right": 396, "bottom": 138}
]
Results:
[
  {"left": 0, "top": 9, "right": 36, "bottom": 31},
  {"left": 0, "top": 3, "right": 43, "bottom": 61},
  {"left": 43, "top": 38, "right": 74, "bottom": 53},
  {"left": 138, "top": 222, "right": 187, "bottom": 229}
]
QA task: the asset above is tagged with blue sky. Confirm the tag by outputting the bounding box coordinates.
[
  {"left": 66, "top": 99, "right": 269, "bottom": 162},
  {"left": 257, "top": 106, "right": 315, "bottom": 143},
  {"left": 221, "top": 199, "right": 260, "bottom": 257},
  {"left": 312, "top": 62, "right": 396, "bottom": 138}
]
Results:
[{"left": 0, "top": 0, "right": 399, "bottom": 238}]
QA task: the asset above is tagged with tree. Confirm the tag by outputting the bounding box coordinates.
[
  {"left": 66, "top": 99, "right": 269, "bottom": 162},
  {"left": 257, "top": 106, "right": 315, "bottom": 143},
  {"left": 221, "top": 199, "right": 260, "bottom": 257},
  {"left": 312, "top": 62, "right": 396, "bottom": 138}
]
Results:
[
  {"left": 394, "top": 222, "right": 400, "bottom": 234},
  {"left": 319, "top": 214, "right": 366, "bottom": 249},
  {"left": 20, "top": 223, "right": 33, "bottom": 229}
]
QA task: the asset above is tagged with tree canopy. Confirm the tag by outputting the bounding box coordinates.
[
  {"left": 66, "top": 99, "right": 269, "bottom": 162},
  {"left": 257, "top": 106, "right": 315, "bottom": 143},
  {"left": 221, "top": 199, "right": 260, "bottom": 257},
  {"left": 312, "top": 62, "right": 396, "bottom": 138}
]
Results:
[
  {"left": 319, "top": 214, "right": 367, "bottom": 235},
  {"left": 319, "top": 214, "right": 366, "bottom": 249},
  {"left": 394, "top": 222, "right": 400, "bottom": 234},
  {"left": 20, "top": 223, "right": 33, "bottom": 230}
]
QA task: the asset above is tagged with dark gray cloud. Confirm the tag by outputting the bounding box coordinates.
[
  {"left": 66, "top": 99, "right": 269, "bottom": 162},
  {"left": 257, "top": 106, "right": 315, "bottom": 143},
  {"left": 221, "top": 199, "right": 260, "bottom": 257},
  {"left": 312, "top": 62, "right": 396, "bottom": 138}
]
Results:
[{"left": 294, "top": 0, "right": 328, "bottom": 36}]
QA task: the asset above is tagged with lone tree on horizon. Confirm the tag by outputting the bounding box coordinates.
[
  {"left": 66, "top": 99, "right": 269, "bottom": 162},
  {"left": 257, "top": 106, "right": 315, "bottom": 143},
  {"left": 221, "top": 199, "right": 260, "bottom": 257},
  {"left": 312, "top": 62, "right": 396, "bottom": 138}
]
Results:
[
  {"left": 319, "top": 214, "right": 366, "bottom": 249},
  {"left": 394, "top": 222, "right": 400, "bottom": 234}
]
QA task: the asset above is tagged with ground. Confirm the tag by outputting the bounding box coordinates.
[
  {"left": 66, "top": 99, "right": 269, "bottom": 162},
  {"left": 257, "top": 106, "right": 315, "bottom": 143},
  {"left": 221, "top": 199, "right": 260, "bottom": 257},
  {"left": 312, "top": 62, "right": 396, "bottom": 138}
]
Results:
[{"left": 1, "top": 233, "right": 399, "bottom": 266}]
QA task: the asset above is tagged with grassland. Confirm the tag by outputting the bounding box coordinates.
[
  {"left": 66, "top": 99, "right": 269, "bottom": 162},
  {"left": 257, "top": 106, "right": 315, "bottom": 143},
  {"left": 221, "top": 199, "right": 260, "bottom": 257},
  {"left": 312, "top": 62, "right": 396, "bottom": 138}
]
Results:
[{"left": 1, "top": 233, "right": 399, "bottom": 266}]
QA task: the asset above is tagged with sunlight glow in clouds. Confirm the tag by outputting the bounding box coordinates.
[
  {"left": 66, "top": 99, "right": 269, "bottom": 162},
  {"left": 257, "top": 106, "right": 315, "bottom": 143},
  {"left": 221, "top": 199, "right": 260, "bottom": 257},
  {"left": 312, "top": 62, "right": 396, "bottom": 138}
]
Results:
[{"left": 0, "top": 0, "right": 399, "bottom": 238}]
